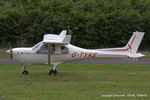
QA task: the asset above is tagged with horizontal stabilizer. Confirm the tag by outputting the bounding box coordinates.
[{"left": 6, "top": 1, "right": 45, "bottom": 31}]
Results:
[{"left": 128, "top": 53, "right": 145, "bottom": 58}]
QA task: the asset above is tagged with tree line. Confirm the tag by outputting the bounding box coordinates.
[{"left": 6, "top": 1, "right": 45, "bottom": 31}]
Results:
[{"left": 0, "top": 0, "right": 150, "bottom": 50}]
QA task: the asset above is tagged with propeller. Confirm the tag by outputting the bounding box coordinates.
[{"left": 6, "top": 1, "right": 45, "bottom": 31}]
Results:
[{"left": 9, "top": 43, "right": 13, "bottom": 60}]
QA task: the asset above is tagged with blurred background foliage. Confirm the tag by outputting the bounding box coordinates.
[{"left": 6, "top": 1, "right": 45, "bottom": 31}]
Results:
[{"left": 0, "top": 0, "right": 150, "bottom": 50}]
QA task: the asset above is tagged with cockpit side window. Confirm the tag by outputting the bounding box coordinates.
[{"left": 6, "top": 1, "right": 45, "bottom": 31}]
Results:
[
  {"left": 37, "top": 44, "right": 55, "bottom": 54},
  {"left": 51, "top": 45, "right": 55, "bottom": 54},
  {"left": 61, "top": 46, "right": 69, "bottom": 54},
  {"left": 32, "top": 42, "right": 42, "bottom": 50}
]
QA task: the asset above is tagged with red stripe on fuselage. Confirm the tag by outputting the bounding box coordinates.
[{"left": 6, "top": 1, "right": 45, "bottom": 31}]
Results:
[
  {"left": 103, "top": 35, "right": 136, "bottom": 51},
  {"left": 99, "top": 54, "right": 126, "bottom": 56},
  {"left": 105, "top": 48, "right": 129, "bottom": 51},
  {"left": 20, "top": 53, "right": 71, "bottom": 55}
]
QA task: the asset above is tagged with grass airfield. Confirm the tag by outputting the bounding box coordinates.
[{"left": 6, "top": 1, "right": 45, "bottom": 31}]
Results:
[{"left": 0, "top": 63, "right": 150, "bottom": 100}]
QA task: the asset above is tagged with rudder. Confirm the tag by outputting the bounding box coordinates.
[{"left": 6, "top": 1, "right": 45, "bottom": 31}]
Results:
[{"left": 125, "top": 31, "right": 145, "bottom": 53}]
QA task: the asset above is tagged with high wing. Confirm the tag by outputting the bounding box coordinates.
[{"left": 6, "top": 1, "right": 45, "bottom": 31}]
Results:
[
  {"left": 42, "top": 30, "right": 71, "bottom": 65},
  {"left": 43, "top": 30, "right": 71, "bottom": 45}
]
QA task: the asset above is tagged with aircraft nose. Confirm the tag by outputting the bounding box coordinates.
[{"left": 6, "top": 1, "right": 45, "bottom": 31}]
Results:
[{"left": 6, "top": 50, "right": 10, "bottom": 53}]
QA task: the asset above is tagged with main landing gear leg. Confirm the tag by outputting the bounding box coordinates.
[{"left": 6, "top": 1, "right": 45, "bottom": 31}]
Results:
[
  {"left": 49, "top": 65, "right": 57, "bottom": 75},
  {"left": 22, "top": 65, "right": 28, "bottom": 75}
]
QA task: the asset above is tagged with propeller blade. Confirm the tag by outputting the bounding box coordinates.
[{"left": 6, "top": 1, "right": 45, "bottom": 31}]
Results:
[
  {"left": 10, "top": 49, "right": 13, "bottom": 60},
  {"left": 9, "top": 43, "right": 13, "bottom": 60}
]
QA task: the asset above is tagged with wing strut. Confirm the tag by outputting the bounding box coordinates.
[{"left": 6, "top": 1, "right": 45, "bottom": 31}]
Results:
[{"left": 48, "top": 44, "right": 51, "bottom": 65}]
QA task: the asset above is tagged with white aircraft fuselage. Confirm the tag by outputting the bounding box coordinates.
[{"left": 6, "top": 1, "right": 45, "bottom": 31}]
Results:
[{"left": 12, "top": 44, "right": 129, "bottom": 65}]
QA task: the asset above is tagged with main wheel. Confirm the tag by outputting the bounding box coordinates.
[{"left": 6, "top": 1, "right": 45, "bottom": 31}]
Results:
[{"left": 22, "top": 70, "right": 28, "bottom": 75}]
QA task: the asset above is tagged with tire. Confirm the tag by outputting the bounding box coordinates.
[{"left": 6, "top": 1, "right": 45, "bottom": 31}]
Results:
[
  {"left": 49, "top": 69, "right": 57, "bottom": 75},
  {"left": 22, "top": 70, "right": 28, "bottom": 75},
  {"left": 49, "top": 69, "right": 53, "bottom": 75},
  {"left": 54, "top": 70, "right": 57, "bottom": 75}
]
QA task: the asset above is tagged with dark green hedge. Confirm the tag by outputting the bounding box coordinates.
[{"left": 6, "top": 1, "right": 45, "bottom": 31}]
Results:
[{"left": 0, "top": 0, "right": 150, "bottom": 50}]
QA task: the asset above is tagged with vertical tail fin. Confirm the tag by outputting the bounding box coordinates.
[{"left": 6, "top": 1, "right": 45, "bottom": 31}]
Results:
[
  {"left": 125, "top": 31, "right": 145, "bottom": 53},
  {"left": 94, "top": 31, "right": 145, "bottom": 55}
]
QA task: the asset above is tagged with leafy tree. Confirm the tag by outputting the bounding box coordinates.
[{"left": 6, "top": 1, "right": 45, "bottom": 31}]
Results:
[{"left": 0, "top": 0, "right": 149, "bottom": 50}]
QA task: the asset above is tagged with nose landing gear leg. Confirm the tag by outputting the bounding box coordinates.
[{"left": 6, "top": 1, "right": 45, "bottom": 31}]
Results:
[{"left": 49, "top": 64, "right": 57, "bottom": 75}]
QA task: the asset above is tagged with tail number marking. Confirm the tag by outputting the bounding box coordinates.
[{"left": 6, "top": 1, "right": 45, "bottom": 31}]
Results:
[{"left": 72, "top": 52, "right": 97, "bottom": 58}]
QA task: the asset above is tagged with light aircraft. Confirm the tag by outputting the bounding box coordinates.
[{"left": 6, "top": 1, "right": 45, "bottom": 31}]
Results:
[{"left": 7, "top": 30, "right": 145, "bottom": 75}]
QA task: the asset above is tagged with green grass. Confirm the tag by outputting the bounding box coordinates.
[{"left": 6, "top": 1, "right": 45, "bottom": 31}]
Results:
[{"left": 0, "top": 64, "right": 150, "bottom": 100}]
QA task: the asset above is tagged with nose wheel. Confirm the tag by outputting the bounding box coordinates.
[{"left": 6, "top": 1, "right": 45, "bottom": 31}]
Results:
[
  {"left": 49, "top": 69, "right": 57, "bottom": 75},
  {"left": 22, "top": 70, "right": 28, "bottom": 74},
  {"left": 49, "top": 64, "right": 57, "bottom": 75},
  {"left": 22, "top": 66, "right": 28, "bottom": 75}
]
